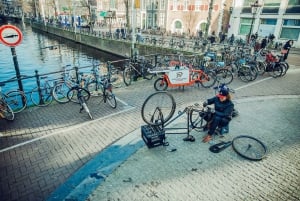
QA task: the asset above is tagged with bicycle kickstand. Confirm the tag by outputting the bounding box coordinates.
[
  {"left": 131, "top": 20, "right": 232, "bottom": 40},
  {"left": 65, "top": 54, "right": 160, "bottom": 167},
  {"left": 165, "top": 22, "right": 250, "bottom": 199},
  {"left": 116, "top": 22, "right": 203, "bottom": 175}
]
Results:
[{"left": 80, "top": 105, "right": 84, "bottom": 113}]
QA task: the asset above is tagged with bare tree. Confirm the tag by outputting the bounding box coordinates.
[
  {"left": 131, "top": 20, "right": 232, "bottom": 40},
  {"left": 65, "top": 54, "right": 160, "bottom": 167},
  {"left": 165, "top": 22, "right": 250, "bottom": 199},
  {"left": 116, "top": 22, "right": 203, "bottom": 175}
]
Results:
[
  {"left": 183, "top": 9, "right": 197, "bottom": 38},
  {"left": 123, "top": 0, "right": 129, "bottom": 29}
]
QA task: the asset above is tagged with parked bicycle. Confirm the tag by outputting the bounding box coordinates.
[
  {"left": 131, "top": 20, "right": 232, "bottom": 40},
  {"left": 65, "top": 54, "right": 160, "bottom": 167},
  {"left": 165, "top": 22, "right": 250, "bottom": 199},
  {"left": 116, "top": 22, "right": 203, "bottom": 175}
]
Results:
[
  {"left": 30, "top": 75, "right": 61, "bottom": 106},
  {"left": 86, "top": 63, "right": 117, "bottom": 108},
  {"left": 0, "top": 83, "right": 15, "bottom": 121},
  {"left": 67, "top": 84, "right": 92, "bottom": 119},
  {"left": 0, "top": 82, "right": 27, "bottom": 113},
  {"left": 122, "top": 56, "right": 155, "bottom": 86}
]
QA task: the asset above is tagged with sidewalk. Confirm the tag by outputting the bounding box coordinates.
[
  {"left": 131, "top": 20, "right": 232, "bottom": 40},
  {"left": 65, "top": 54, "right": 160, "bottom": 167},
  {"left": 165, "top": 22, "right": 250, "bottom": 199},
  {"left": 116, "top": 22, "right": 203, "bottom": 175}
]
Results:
[
  {"left": 87, "top": 96, "right": 300, "bottom": 201},
  {"left": 0, "top": 54, "right": 300, "bottom": 201}
]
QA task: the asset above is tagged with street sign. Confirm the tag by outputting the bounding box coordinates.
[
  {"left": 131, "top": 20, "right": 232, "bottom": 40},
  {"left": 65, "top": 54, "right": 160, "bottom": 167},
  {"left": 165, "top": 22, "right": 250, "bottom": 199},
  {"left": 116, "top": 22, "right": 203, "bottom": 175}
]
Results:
[{"left": 0, "top": 25, "right": 23, "bottom": 47}]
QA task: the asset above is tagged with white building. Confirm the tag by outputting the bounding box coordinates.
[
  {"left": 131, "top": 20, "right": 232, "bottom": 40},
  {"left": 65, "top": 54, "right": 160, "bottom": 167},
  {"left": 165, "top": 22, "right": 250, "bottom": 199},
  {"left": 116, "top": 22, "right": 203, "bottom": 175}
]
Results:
[{"left": 228, "top": 0, "right": 300, "bottom": 47}]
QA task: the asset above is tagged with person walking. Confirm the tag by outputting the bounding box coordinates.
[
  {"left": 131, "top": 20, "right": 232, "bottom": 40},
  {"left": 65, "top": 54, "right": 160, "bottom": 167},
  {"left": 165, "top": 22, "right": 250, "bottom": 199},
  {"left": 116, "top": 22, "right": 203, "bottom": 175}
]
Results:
[
  {"left": 281, "top": 40, "right": 293, "bottom": 61},
  {"left": 260, "top": 36, "right": 268, "bottom": 49}
]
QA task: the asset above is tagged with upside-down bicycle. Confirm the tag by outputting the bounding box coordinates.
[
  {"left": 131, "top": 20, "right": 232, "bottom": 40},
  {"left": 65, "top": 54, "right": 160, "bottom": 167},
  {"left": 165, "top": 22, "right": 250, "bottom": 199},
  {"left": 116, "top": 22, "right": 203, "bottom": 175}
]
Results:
[{"left": 141, "top": 91, "right": 267, "bottom": 161}]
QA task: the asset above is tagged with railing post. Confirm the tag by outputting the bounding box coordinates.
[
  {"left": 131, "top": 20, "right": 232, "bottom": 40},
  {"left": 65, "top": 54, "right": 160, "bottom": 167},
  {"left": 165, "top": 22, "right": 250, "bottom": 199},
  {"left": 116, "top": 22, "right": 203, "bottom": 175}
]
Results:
[
  {"left": 75, "top": 66, "right": 80, "bottom": 84},
  {"left": 35, "top": 70, "right": 44, "bottom": 105}
]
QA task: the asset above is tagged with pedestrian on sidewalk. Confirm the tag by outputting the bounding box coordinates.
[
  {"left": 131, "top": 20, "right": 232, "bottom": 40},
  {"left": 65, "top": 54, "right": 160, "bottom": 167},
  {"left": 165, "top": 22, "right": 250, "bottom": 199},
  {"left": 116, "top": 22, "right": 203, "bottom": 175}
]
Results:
[
  {"left": 202, "top": 85, "right": 234, "bottom": 143},
  {"left": 281, "top": 40, "right": 293, "bottom": 61}
]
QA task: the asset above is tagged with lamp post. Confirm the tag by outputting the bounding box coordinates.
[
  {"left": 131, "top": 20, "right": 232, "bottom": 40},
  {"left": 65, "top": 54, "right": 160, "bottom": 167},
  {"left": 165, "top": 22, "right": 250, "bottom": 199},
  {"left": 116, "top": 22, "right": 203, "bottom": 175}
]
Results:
[
  {"left": 248, "top": 0, "right": 261, "bottom": 43},
  {"left": 107, "top": 10, "right": 113, "bottom": 35}
]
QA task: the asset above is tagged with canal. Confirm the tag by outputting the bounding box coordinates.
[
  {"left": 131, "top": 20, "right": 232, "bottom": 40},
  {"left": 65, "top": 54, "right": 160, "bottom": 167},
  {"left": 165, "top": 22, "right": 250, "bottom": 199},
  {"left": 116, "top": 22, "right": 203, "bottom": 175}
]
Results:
[{"left": 0, "top": 22, "right": 123, "bottom": 94}]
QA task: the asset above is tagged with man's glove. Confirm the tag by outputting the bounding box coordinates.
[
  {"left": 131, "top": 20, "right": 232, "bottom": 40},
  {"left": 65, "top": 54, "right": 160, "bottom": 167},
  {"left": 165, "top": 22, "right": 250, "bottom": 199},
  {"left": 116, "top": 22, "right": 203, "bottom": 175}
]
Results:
[{"left": 203, "top": 102, "right": 208, "bottom": 107}]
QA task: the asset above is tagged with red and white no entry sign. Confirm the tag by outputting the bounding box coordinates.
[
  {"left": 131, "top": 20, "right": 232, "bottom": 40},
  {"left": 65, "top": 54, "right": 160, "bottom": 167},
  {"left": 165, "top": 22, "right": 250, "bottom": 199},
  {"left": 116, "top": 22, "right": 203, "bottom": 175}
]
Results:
[{"left": 0, "top": 25, "right": 23, "bottom": 47}]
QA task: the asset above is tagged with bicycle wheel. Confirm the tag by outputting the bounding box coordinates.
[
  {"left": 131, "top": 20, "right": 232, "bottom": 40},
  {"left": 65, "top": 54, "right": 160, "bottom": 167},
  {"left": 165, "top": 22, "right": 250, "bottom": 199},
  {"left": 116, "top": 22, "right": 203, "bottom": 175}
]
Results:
[
  {"left": 215, "top": 69, "right": 233, "bottom": 85},
  {"left": 142, "top": 63, "right": 154, "bottom": 80},
  {"left": 87, "top": 81, "right": 102, "bottom": 97},
  {"left": 5, "top": 90, "right": 27, "bottom": 113},
  {"left": 271, "top": 63, "right": 283, "bottom": 78},
  {"left": 105, "top": 90, "right": 117, "bottom": 108},
  {"left": 280, "top": 62, "right": 289, "bottom": 76},
  {"left": 200, "top": 71, "right": 216, "bottom": 88},
  {"left": 189, "top": 108, "right": 206, "bottom": 131},
  {"left": 52, "top": 82, "right": 72, "bottom": 103},
  {"left": 232, "top": 135, "right": 267, "bottom": 161},
  {"left": 238, "top": 66, "right": 252, "bottom": 82},
  {"left": 141, "top": 91, "right": 176, "bottom": 126},
  {"left": 0, "top": 99, "right": 14, "bottom": 121},
  {"left": 67, "top": 87, "right": 91, "bottom": 103},
  {"left": 154, "top": 77, "right": 168, "bottom": 91},
  {"left": 256, "top": 61, "right": 266, "bottom": 75},
  {"left": 30, "top": 87, "right": 53, "bottom": 106},
  {"left": 123, "top": 67, "right": 133, "bottom": 86}
]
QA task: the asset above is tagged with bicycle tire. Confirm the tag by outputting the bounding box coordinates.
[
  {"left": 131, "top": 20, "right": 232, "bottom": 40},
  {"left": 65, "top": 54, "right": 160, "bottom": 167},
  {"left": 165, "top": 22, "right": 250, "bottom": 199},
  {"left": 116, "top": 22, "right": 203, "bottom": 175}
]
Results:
[
  {"left": 280, "top": 62, "right": 289, "bottom": 76},
  {"left": 30, "top": 87, "right": 53, "bottom": 107},
  {"left": 154, "top": 77, "right": 168, "bottom": 91},
  {"left": 238, "top": 66, "right": 252, "bottom": 82},
  {"left": 215, "top": 69, "right": 233, "bottom": 85},
  {"left": 87, "top": 81, "right": 102, "bottom": 97},
  {"left": 105, "top": 90, "right": 117, "bottom": 108},
  {"left": 67, "top": 87, "right": 91, "bottom": 103},
  {"left": 200, "top": 71, "right": 216, "bottom": 88},
  {"left": 0, "top": 99, "right": 14, "bottom": 121},
  {"left": 232, "top": 135, "right": 267, "bottom": 161},
  {"left": 248, "top": 65, "right": 258, "bottom": 81},
  {"left": 5, "top": 90, "right": 27, "bottom": 113},
  {"left": 189, "top": 108, "right": 206, "bottom": 131},
  {"left": 271, "top": 64, "right": 283, "bottom": 78},
  {"left": 141, "top": 91, "right": 176, "bottom": 126},
  {"left": 123, "top": 67, "right": 133, "bottom": 86},
  {"left": 52, "top": 82, "right": 72, "bottom": 103},
  {"left": 256, "top": 61, "right": 266, "bottom": 75},
  {"left": 142, "top": 63, "right": 154, "bottom": 80}
]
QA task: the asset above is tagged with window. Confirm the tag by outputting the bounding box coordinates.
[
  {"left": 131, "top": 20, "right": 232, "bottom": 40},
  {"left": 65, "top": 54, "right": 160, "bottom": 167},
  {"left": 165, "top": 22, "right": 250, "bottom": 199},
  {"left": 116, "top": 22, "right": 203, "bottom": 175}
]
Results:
[
  {"left": 184, "top": 0, "right": 189, "bottom": 11},
  {"left": 199, "top": 22, "right": 207, "bottom": 32},
  {"left": 160, "top": 0, "right": 166, "bottom": 10},
  {"left": 175, "top": 20, "right": 182, "bottom": 29},
  {"left": 286, "top": 0, "right": 300, "bottom": 13},
  {"left": 239, "top": 18, "right": 253, "bottom": 35},
  {"left": 280, "top": 19, "right": 300, "bottom": 40},
  {"left": 195, "top": 0, "right": 201, "bottom": 11},
  {"left": 173, "top": 0, "right": 178, "bottom": 11},
  {"left": 262, "top": 0, "right": 280, "bottom": 14},
  {"left": 260, "top": 18, "right": 277, "bottom": 25}
]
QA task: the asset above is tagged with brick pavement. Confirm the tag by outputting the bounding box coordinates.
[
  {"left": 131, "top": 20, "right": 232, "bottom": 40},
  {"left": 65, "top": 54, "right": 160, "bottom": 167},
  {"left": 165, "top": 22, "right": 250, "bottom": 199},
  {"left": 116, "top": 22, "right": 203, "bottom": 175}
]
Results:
[{"left": 0, "top": 54, "right": 300, "bottom": 201}]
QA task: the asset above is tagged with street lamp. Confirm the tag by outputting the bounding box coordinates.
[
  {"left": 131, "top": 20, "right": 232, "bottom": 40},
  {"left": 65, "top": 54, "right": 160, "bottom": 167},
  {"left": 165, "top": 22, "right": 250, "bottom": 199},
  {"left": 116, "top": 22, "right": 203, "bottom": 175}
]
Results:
[
  {"left": 107, "top": 10, "right": 113, "bottom": 36},
  {"left": 248, "top": 0, "right": 261, "bottom": 43}
]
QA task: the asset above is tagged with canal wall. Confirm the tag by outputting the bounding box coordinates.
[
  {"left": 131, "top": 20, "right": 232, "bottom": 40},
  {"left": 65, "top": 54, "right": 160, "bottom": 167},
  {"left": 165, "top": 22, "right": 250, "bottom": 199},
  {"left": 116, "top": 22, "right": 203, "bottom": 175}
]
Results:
[{"left": 30, "top": 22, "right": 184, "bottom": 58}]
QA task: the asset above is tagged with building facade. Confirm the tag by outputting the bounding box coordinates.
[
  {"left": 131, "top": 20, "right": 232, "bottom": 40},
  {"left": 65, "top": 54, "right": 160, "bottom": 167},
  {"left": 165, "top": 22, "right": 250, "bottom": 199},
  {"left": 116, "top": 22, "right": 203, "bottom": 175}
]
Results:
[{"left": 228, "top": 0, "right": 300, "bottom": 47}]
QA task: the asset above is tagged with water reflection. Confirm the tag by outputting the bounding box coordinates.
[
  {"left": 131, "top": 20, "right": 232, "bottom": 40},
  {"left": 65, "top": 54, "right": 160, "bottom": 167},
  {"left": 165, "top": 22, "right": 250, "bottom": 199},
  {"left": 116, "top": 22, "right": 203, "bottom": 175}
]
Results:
[{"left": 0, "top": 23, "right": 122, "bottom": 93}]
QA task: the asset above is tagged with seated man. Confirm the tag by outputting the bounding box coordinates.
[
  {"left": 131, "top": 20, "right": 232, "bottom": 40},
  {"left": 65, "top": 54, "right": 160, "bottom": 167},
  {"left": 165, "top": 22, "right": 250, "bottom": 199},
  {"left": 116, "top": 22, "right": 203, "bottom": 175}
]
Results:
[{"left": 202, "top": 85, "right": 234, "bottom": 143}]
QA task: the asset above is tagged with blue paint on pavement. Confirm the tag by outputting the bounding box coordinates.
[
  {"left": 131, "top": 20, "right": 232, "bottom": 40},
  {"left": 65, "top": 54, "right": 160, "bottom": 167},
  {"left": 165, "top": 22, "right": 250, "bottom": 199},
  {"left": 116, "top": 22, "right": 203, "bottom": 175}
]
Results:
[{"left": 47, "top": 136, "right": 144, "bottom": 201}]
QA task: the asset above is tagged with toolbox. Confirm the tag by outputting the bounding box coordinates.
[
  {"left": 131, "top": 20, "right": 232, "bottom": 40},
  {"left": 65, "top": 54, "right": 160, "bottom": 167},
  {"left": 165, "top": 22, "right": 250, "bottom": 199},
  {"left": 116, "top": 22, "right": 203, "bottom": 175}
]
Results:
[{"left": 141, "top": 124, "right": 166, "bottom": 148}]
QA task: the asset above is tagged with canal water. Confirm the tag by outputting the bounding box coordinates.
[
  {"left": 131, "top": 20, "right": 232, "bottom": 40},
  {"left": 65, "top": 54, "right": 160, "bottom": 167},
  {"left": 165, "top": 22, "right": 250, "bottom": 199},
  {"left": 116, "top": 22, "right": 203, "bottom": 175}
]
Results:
[{"left": 0, "top": 22, "right": 122, "bottom": 94}]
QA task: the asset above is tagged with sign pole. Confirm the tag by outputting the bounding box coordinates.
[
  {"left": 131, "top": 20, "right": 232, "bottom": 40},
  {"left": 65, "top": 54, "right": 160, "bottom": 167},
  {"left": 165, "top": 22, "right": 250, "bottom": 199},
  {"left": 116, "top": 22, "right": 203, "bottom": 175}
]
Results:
[
  {"left": 10, "top": 47, "right": 24, "bottom": 92},
  {"left": 0, "top": 25, "right": 24, "bottom": 92}
]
